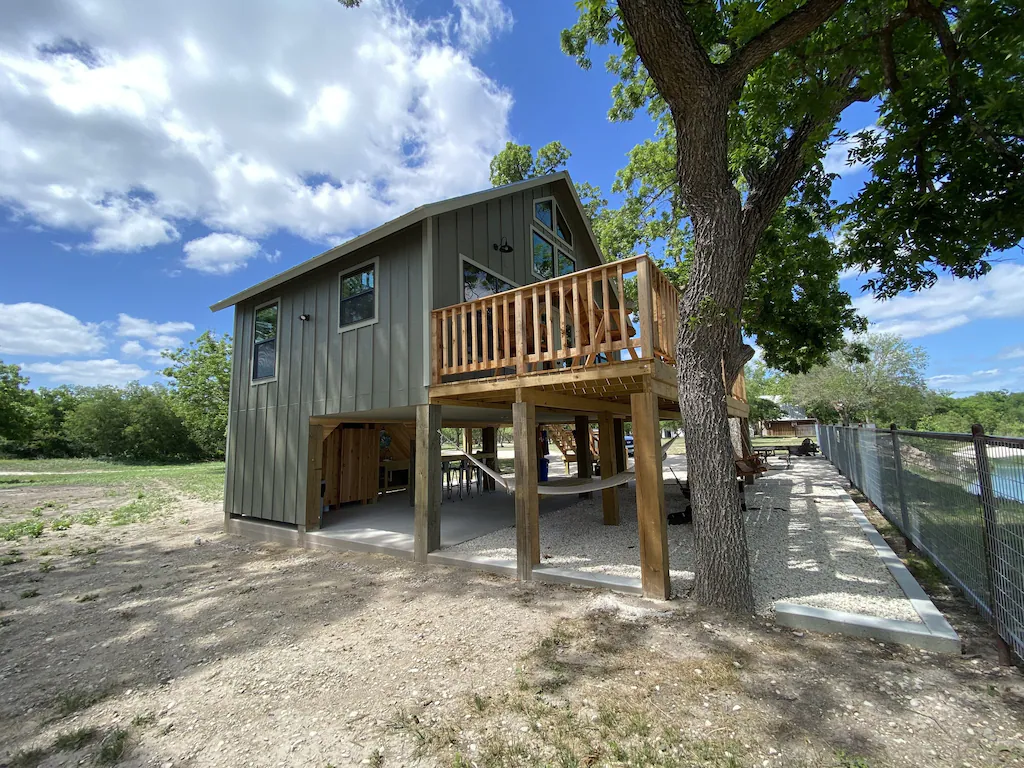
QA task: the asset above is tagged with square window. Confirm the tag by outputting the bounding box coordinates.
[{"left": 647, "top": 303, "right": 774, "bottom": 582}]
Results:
[
  {"left": 534, "top": 199, "right": 553, "bottom": 230},
  {"left": 252, "top": 302, "right": 278, "bottom": 381},
  {"left": 339, "top": 263, "right": 376, "bottom": 328},
  {"left": 532, "top": 231, "right": 554, "bottom": 279}
]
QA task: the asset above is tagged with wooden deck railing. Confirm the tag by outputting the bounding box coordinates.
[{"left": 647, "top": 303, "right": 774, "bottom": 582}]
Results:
[{"left": 430, "top": 254, "right": 747, "bottom": 404}]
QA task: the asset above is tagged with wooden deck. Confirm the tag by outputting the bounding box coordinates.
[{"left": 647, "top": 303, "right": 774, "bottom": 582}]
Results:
[{"left": 428, "top": 255, "right": 749, "bottom": 419}]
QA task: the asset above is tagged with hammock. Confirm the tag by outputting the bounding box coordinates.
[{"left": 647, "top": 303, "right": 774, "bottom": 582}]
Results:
[{"left": 437, "top": 430, "right": 676, "bottom": 497}]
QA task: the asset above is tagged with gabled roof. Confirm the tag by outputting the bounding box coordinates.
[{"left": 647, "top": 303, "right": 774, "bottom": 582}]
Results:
[{"left": 209, "top": 171, "right": 601, "bottom": 312}]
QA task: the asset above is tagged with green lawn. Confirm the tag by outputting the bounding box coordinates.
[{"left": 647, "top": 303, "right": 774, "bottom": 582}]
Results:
[
  {"left": 0, "top": 460, "right": 226, "bottom": 503},
  {"left": 751, "top": 436, "right": 806, "bottom": 447}
]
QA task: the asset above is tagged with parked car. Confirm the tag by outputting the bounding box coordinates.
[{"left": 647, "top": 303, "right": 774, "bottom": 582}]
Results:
[{"left": 624, "top": 434, "right": 634, "bottom": 457}]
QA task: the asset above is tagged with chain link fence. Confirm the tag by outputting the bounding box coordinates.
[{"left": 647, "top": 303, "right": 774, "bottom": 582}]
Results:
[{"left": 817, "top": 423, "right": 1024, "bottom": 661}]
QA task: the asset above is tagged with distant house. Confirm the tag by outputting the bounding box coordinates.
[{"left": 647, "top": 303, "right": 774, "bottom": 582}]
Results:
[{"left": 761, "top": 397, "right": 816, "bottom": 437}]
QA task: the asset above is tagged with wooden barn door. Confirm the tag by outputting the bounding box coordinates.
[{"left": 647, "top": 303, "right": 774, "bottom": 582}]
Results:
[{"left": 321, "top": 424, "right": 379, "bottom": 508}]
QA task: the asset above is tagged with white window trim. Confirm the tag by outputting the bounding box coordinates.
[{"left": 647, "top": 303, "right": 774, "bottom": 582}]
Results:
[
  {"left": 338, "top": 256, "right": 380, "bottom": 333},
  {"left": 533, "top": 195, "right": 573, "bottom": 249},
  {"left": 460, "top": 253, "right": 519, "bottom": 301},
  {"left": 250, "top": 296, "right": 281, "bottom": 386},
  {"left": 530, "top": 226, "right": 559, "bottom": 281}
]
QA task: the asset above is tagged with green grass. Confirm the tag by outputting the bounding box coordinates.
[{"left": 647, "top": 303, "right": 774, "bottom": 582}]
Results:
[
  {"left": 55, "top": 688, "right": 106, "bottom": 716},
  {"left": 95, "top": 729, "right": 129, "bottom": 764},
  {"left": 0, "top": 457, "right": 129, "bottom": 473},
  {"left": 53, "top": 727, "right": 100, "bottom": 751},
  {"left": 751, "top": 435, "right": 806, "bottom": 446},
  {"left": 0, "top": 461, "right": 226, "bottom": 502}
]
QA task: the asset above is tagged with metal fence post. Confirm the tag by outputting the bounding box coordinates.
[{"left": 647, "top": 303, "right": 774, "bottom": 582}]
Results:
[
  {"left": 890, "top": 423, "right": 913, "bottom": 551},
  {"left": 972, "top": 423, "right": 1012, "bottom": 665}
]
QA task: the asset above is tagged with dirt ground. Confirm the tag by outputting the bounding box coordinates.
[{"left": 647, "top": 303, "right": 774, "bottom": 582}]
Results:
[{"left": 1, "top": 477, "right": 1023, "bottom": 767}]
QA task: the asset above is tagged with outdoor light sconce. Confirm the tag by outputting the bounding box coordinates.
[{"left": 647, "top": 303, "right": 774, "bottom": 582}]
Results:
[
  {"left": 493, "top": 237, "right": 513, "bottom": 253},
  {"left": 299, "top": 313, "right": 311, "bottom": 322}
]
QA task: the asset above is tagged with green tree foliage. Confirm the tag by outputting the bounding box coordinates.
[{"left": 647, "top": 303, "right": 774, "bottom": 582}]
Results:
[
  {"left": 743, "top": 361, "right": 787, "bottom": 431},
  {"left": 64, "top": 384, "right": 200, "bottom": 462},
  {"left": 920, "top": 391, "right": 1024, "bottom": 437},
  {"left": 162, "top": 331, "right": 232, "bottom": 458},
  {"left": 25, "top": 386, "right": 81, "bottom": 456},
  {"left": 489, "top": 140, "right": 572, "bottom": 185},
  {"left": 0, "top": 361, "right": 33, "bottom": 445},
  {"left": 787, "top": 334, "right": 930, "bottom": 427}
]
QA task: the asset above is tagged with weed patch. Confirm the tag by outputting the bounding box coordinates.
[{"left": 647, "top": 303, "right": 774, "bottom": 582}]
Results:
[
  {"left": 8, "top": 747, "right": 49, "bottom": 767},
  {"left": 51, "top": 515, "right": 74, "bottom": 531},
  {"left": 77, "top": 509, "right": 102, "bottom": 525},
  {"left": 53, "top": 726, "right": 100, "bottom": 751},
  {"left": 19, "top": 589, "right": 40, "bottom": 599},
  {"left": 1, "top": 553, "right": 23, "bottom": 566},
  {"left": 96, "top": 728, "right": 129, "bottom": 764},
  {"left": 55, "top": 688, "right": 107, "bottom": 716},
  {"left": 1, "top": 519, "right": 45, "bottom": 541},
  {"left": 110, "top": 494, "right": 165, "bottom": 526}
]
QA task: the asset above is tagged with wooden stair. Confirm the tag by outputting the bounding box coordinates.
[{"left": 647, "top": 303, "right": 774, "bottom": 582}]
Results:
[{"left": 547, "top": 423, "right": 600, "bottom": 473}]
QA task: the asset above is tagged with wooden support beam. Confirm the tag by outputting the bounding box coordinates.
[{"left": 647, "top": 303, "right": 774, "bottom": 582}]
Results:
[
  {"left": 512, "top": 401, "right": 539, "bottom": 580},
  {"left": 464, "top": 427, "right": 473, "bottom": 453},
  {"left": 575, "top": 414, "right": 593, "bottom": 499},
  {"left": 408, "top": 438, "right": 416, "bottom": 506},
  {"left": 598, "top": 411, "right": 620, "bottom": 525},
  {"left": 305, "top": 423, "right": 324, "bottom": 531},
  {"left": 613, "top": 418, "right": 627, "bottom": 473},
  {"left": 482, "top": 426, "right": 497, "bottom": 492},
  {"left": 631, "top": 388, "right": 670, "bottom": 600},
  {"left": 414, "top": 404, "right": 441, "bottom": 562}
]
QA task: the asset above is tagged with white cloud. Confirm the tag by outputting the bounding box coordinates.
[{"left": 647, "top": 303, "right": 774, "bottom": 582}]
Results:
[
  {"left": 183, "top": 232, "right": 261, "bottom": 274},
  {"left": 0, "top": 302, "right": 105, "bottom": 356},
  {"left": 927, "top": 368, "right": 1024, "bottom": 395},
  {"left": 454, "top": 0, "right": 514, "bottom": 51},
  {"left": 1000, "top": 345, "right": 1024, "bottom": 360},
  {"left": 20, "top": 358, "right": 148, "bottom": 386},
  {"left": 854, "top": 263, "right": 1024, "bottom": 339},
  {"left": 823, "top": 124, "right": 881, "bottom": 177},
  {"left": 0, "top": 0, "right": 513, "bottom": 252},
  {"left": 116, "top": 314, "right": 194, "bottom": 350},
  {"left": 120, "top": 340, "right": 167, "bottom": 363}
]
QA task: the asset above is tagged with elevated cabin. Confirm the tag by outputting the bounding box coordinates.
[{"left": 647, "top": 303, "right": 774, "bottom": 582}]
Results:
[{"left": 211, "top": 172, "right": 749, "bottom": 599}]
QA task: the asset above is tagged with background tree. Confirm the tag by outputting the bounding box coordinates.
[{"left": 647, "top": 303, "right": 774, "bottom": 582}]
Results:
[
  {"left": 25, "top": 386, "right": 81, "bottom": 457},
  {"left": 788, "top": 334, "right": 929, "bottom": 427},
  {"left": 0, "top": 361, "right": 33, "bottom": 446},
  {"left": 162, "top": 331, "right": 232, "bottom": 459},
  {"left": 561, "top": 0, "right": 1023, "bottom": 610},
  {"left": 744, "top": 361, "right": 787, "bottom": 433}
]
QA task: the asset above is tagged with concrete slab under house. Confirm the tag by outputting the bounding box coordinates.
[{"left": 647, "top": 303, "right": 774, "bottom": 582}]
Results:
[{"left": 210, "top": 171, "right": 956, "bottom": 652}]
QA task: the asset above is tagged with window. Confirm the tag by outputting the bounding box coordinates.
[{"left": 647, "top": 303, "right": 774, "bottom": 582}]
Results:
[
  {"left": 339, "top": 260, "right": 377, "bottom": 329},
  {"left": 532, "top": 196, "right": 574, "bottom": 278},
  {"left": 252, "top": 301, "right": 278, "bottom": 382},
  {"left": 557, "top": 249, "right": 575, "bottom": 276},
  {"left": 532, "top": 231, "right": 554, "bottom": 280},
  {"left": 534, "top": 199, "right": 553, "bottom": 229},
  {"left": 463, "top": 259, "right": 514, "bottom": 301}
]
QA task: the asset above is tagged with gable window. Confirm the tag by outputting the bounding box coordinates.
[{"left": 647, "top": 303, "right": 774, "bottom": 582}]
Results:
[
  {"left": 534, "top": 199, "right": 553, "bottom": 230},
  {"left": 252, "top": 301, "right": 279, "bottom": 382},
  {"left": 532, "top": 196, "right": 575, "bottom": 279},
  {"left": 463, "top": 258, "right": 514, "bottom": 301},
  {"left": 532, "top": 231, "right": 554, "bottom": 280},
  {"left": 339, "top": 259, "right": 377, "bottom": 330},
  {"left": 557, "top": 249, "right": 575, "bottom": 276}
]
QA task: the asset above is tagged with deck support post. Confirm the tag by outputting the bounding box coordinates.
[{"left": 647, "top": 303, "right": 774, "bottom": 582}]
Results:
[
  {"left": 482, "top": 426, "right": 497, "bottom": 491},
  {"left": 613, "top": 418, "right": 627, "bottom": 472},
  {"left": 414, "top": 404, "right": 441, "bottom": 562},
  {"left": 574, "top": 414, "right": 593, "bottom": 499},
  {"left": 631, "top": 387, "right": 670, "bottom": 600},
  {"left": 513, "top": 399, "right": 539, "bottom": 579},
  {"left": 598, "top": 411, "right": 620, "bottom": 525},
  {"left": 305, "top": 423, "right": 324, "bottom": 531}
]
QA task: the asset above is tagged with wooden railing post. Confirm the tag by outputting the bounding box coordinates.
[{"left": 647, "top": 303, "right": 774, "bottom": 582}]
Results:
[
  {"left": 636, "top": 257, "right": 654, "bottom": 359},
  {"left": 514, "top": 291, "right": 526, "bottom": 374}
]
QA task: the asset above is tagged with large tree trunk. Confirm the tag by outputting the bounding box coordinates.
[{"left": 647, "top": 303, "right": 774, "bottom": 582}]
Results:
[{"left": 676, "top": 197, "right": 755, "bottom": 613}]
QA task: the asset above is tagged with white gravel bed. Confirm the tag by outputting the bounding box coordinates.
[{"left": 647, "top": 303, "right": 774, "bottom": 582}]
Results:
[{"left": 445, "top": 457, "right": 922, "bottom": 623}]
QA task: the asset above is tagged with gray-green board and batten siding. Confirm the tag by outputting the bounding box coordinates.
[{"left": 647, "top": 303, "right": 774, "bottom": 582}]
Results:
[{"left": 224, "top": 177, "right": 601, "bottom": 526}]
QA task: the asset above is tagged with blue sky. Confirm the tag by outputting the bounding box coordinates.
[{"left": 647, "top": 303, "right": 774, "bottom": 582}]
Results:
[{"left": 1, "top": 0, "right": 1020, "bottom": 394}]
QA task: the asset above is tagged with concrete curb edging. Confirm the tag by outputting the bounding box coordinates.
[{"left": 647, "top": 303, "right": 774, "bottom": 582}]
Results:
[
  {"left": 777, "top": 478, "right": 961, "bottom": 654},
  {"left": 426, "top": 551, "right": 517, "bottom": 576},
  {"left": 531, "top": 565, "right": 643, "bottom": 595}
]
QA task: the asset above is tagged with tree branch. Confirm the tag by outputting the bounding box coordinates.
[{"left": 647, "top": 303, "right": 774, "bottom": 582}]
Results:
[
  {"left": 741, "top": 68, "right": 868, "bottom": 251},
  {"left": 723, "top": 0, "right": 850, "bottom": 88}
]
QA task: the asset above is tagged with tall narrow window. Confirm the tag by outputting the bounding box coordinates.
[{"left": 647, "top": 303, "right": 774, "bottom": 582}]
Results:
[
  {"left": 557, "top": 249, "right": 575, "bottom": 276},
  {"left": 534, "top": 199, "right": 553, "bottom": 229},
  {"left": 339, "top": 261, "right": 376, "bottom": 329},
  {"left": 532, "top": 231, "right": 554, "bottom": 279},
  {"left": 252, "top": 302, "right": 278, "bottom": 382},
  {"left": 555, "top": 207, "right": 572, "bottom": 246}
]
